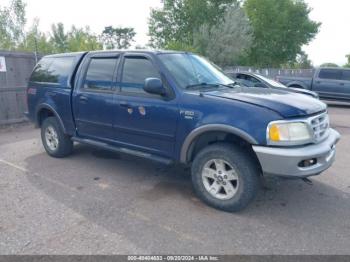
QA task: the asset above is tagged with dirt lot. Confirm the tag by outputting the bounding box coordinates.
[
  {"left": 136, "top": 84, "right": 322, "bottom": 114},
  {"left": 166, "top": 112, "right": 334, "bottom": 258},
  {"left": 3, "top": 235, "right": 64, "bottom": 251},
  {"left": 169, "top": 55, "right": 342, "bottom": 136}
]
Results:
[{"left": 0, "top": 104, "right": 350, "bottom": 255}]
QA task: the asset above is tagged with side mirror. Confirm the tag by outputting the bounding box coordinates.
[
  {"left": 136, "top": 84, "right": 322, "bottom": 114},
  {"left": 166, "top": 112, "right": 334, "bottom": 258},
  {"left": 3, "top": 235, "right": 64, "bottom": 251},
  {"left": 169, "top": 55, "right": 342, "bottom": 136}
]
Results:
[{"left": 144, "top": 78, "right": 166, "bottom": 96}]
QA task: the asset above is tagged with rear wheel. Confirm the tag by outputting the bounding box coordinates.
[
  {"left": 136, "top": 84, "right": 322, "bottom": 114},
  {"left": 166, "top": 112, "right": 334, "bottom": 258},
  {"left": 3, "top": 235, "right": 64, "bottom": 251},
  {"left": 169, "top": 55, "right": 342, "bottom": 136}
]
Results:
[
  {"left": 191, "top": 143, "right": 260, "bottom": 212},
  {"left": 41, "top": 117, "right": 73, "bottom": 158}
]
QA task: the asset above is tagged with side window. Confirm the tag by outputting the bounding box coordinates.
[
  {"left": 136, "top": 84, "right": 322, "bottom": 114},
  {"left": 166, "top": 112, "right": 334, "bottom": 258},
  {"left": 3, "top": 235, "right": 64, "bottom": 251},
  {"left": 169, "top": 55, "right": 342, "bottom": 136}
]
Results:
[
  {"left": 121, "top": 57, "right": 161, "bottom": 94},
  {"left": 246, "top": 76, "right": 259, "bottom": 83},
  {"left": 30, "top": 57, "right": 53, "bottom": 83},
  {"left": 342, "top": 70, "right": 350, "bottom": 81},
  {"left": 30, "top": 56, "right": 75, "bottom": 86},
  {"left": 84, "top": 58, "right": 118, "bottom": 91},
  {"left": 318, "top": 69, "right": 342, "bottom": 80}
]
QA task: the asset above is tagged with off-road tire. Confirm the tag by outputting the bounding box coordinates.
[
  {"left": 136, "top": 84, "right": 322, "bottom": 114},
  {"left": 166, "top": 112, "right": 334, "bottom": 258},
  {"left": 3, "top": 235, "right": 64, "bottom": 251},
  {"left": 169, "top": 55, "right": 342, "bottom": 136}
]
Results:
[
  {"left": 41, "top": 117, "right": 73, "bottom": 158},
  {"left": 191, "top": 143, "right": 260, "bottom": 212}
]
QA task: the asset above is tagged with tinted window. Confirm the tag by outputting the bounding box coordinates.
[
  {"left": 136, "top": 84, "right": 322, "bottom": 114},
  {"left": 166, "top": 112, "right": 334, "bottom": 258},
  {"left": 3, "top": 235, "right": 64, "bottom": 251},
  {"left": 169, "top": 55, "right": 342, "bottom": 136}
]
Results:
[
  {"left": 84, "top": 58, "right": 118, "bottom": 91},
  {"left": 246, "top": 75, "right": 259, "bottom": 83},
  {"left": 121, "top": 57, "right": 161, "bottom": 93},
  {"left": 318, "top": 69, "right": 342, "bottom": 80},
  {"left": 158, "top": 53, "right": 232, "bottom": 89},
  {"left": 30, "top": 56, "right": 75, "bottom": 85},
  {"left": 342, "top": 70, "right": 350, "bottom": 81}
]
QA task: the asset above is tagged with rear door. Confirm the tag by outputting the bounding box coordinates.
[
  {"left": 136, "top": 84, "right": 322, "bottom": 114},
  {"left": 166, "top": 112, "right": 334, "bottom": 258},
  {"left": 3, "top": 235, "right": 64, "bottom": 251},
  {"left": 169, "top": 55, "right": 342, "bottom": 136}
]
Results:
[
  {"left": 113, "top": 53, "right": 179, "bottom": 158},
  {"left": 73, "top": 54, "right": 119, "bottom": 141},
  {"left": 313, "top": 69, "right": 343, "bottom": 99}
]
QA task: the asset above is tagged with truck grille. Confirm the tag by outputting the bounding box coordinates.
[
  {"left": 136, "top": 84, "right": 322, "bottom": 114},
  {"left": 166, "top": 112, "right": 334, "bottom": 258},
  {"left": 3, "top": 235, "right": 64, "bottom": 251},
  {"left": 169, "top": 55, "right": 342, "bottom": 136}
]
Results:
[{"left": 309, "top": 113, "right": 330, "bottom": 143}]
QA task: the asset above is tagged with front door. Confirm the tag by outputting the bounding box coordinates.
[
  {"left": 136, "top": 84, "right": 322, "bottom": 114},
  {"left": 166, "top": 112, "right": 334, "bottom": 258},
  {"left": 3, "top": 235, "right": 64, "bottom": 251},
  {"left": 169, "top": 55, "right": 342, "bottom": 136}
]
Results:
[
  {"left": 73, "top": 55, "right": 119, "bottom": 141},
  {"left": 114, "top": 54, "right": 179, "bottom": 158}
]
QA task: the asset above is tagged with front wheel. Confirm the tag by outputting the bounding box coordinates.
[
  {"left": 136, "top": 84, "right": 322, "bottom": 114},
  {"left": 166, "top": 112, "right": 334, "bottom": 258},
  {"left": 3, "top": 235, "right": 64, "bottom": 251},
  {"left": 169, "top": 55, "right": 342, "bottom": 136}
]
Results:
[
  {"left": 191, "top": 143, "right": 260, "bottom": 212},
  {"left": 41, "top": 117, "right": 73, "bottom": 158}
]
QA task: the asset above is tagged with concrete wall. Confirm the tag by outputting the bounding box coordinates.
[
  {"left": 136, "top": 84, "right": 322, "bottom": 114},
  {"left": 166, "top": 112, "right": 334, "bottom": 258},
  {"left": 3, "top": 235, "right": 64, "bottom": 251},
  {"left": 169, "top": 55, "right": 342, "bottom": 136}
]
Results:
[{"left": 0, "top": 50, "right": 38, "bottom": 124}]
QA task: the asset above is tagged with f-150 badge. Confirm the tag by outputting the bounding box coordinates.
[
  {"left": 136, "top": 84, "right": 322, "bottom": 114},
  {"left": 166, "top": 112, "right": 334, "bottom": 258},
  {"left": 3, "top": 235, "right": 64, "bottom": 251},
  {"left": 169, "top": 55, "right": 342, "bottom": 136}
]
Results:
[{"left": 181, "top": 110, "right": 195, "bottom": 120}]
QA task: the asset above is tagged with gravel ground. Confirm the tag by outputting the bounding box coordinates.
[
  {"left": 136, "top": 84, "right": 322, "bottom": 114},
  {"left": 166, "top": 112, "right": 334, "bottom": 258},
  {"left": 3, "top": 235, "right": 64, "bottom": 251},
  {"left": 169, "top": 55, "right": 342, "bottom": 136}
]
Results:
[{"left": 0, "top": 105, "right": 349, "bottom": 255}]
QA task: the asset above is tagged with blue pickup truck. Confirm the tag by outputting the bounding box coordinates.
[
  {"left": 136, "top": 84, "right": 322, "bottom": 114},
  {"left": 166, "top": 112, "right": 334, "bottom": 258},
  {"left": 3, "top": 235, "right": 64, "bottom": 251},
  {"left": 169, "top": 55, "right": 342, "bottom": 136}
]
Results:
[
  {"left": 26, "top": 50, "right": 340, "bottom": 212},
  {"left": 276, "top": 67, "right": 350, "bottom": 101}
]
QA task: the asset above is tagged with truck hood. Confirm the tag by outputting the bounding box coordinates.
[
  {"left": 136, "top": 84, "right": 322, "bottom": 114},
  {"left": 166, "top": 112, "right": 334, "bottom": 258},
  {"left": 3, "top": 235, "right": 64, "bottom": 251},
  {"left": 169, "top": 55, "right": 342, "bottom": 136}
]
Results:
[{"left": 202, "top": 86, "right": 326, "bottom": 118}]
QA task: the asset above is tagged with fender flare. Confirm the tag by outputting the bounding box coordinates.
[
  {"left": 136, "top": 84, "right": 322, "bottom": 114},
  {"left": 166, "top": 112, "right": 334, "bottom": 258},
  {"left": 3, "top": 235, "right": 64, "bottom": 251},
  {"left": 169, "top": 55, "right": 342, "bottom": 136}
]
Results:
[
  {"left": 180, "top": 124, "right": 258, "bottom": 163},
  {"left": 35, "top": 103, "right": 67, "bottom": 134},
  {"left": 286, "top": 81, "right": 309, "bottom": 89}
]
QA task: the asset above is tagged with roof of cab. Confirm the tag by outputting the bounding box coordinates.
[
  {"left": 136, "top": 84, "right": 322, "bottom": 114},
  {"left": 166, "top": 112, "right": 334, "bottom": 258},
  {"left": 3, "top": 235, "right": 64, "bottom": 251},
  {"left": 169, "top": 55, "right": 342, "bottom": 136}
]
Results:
[
  {"left": 44, "top": 49, "right": 189, "bottom": 58},
  {"left": 88, "top": 49, "right": 188, "bottom": 55}
]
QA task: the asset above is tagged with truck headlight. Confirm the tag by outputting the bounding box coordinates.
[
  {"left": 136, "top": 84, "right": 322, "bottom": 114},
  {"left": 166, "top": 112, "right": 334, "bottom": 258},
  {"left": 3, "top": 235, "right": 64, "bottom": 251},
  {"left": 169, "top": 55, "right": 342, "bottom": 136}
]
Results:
[{"left": 267, "top": 121, "right": 312, "bottom": 146}]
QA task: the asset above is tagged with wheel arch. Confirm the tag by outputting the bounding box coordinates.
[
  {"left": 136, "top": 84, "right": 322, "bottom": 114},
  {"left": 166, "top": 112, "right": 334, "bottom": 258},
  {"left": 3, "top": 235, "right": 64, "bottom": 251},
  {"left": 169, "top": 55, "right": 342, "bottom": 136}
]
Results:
[
  {"left": 287, "top": 81, "right": 309, "bottom": 89},
  {"left": 36, "top": 104, "right": 67, "bottom": 134},
  {"left": 180, "top": 124, "right": 258, "bottom": 164}
]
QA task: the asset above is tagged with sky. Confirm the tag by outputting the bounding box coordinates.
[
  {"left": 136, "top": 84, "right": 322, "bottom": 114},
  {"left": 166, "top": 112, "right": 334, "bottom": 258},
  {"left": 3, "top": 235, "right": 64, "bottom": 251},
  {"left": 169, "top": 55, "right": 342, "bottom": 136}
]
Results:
[{"left": 2, "top": 0, "right": 350, "bottom": 66}]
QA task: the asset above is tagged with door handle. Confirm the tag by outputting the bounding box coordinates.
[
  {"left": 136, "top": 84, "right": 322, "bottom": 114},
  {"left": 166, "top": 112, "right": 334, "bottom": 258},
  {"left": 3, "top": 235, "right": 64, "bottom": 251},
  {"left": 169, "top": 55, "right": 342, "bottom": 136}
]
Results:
[
  {"left": 340, "top": 82, "right": 345, "bottom": 86},
  {"left": 79, "top": 96, "right": 88, "bottom": 102}
]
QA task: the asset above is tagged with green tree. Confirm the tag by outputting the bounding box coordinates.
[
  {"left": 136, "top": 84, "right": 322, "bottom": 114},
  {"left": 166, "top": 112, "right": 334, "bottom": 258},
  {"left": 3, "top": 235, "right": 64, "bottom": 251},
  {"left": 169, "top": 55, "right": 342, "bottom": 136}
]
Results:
[
  {"left": 193, "top": 6, "right": 252, "bottom": 66},
  {"left": 67, "top": 26, "right": 102, "bottom": 51},
  {"left": 285, "top": 51, "right": 313, "bottom": 69},
  {"left": 49, "top": 23, "right": 103, "bottom": 53},
  {"left": 148, "top": 0, "right": 238, "bottom": 48},
  {"left": 243, "top": 0, "right": 320, "bottom": 67},
  {"left": 101, "top": 26, "right": 136, "bottom": 49},
  {"left": 50, "top": 23, "right": 69, "bottom": 53},
  {"left": 18, "top": 18, "right": 53, "bottom": 54},
  {"left": 345, "top": 54, "right": 350, "bottom": 68},
  {"left": 0, "top": 0, "right": 26, "bottom": 49},
  {"left": 163, "top": 41, "right": 198, "bottom": 52}
]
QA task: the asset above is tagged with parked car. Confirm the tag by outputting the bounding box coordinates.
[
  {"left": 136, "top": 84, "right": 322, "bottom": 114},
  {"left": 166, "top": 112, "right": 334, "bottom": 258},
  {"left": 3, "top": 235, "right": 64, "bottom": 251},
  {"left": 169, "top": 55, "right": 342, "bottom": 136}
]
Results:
[
  {"left": 26, "top": 51, "right": 340, "bottom": 212},
  {"left": 232, "top": 72, "right": 319, "bottom": 98},
  {"left": 276, "top": 67, "right": 350, "bottom": 101}
]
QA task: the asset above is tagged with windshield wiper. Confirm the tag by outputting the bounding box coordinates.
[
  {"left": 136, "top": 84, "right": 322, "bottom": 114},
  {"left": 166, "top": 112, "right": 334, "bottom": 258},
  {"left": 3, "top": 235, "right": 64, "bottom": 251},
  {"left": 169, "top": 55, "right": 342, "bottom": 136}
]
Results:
[
  {"left": 185, "top": 83, "right": 220, "bottom": 90},
  {"left": 185, "top": 82, "right": 238, "bottom": 90},
  {"left": 219, "top": 82, "right": 237, "bottom": 88}
]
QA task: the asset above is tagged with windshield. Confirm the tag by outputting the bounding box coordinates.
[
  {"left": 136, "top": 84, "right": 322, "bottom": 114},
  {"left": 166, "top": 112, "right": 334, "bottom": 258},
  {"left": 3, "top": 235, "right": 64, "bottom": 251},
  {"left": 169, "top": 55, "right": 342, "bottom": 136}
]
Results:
[
  {"left": 158, "top": 53, "right": 234, "bottom": 89},
  {"left": 257, "top": 74, "right": 287, "bottom": 88}
]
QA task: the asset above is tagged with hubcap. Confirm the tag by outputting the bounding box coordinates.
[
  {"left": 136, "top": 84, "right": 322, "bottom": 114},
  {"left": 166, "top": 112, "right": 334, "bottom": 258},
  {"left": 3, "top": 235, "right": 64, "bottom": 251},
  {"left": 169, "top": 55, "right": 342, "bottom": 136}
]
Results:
[
  {"left": 45, "top": 125, "right": 59, "bottom": 151},
  {"left": 202, "top": 159, "right": 239, "bottom": 200}
]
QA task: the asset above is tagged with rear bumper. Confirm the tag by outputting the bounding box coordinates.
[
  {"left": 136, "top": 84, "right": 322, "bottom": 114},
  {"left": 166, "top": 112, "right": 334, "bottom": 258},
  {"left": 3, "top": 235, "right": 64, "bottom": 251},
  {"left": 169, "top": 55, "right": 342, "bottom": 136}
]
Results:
[{"left": 253, "top": 129, "right": 340, "bottom": 177}]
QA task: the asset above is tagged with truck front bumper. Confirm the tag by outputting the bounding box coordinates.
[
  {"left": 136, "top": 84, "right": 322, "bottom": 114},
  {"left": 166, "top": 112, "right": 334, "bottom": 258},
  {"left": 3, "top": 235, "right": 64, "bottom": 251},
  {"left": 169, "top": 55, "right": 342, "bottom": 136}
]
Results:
[{"left": 252, "top": 129, "right": 341, "bottom": 177}]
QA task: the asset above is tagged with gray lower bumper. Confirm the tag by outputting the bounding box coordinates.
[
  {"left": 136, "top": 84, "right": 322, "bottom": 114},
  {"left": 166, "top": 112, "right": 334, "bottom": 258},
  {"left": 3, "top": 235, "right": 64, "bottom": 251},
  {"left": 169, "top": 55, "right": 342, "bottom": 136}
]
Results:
[{"left": 253, "top": 129, "right": 341, "bottom": 177}]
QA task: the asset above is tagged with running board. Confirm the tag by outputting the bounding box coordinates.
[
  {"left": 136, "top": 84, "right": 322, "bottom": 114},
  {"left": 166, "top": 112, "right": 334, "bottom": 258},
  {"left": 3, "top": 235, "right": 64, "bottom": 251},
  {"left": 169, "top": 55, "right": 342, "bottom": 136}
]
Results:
[{"left": 71, "top": 137, "right": 173, "bottom": 165}]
